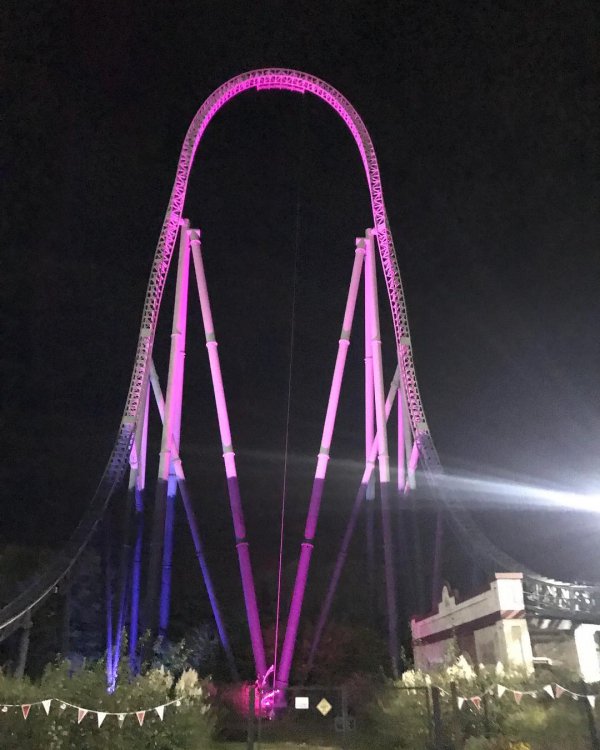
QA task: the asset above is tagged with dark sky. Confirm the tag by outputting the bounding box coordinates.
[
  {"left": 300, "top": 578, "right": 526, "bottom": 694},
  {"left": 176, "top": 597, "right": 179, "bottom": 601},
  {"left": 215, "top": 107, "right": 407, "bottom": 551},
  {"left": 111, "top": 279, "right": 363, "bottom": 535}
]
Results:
[{"left": 3, "top": 0, "right": 600, "bottom": 612}]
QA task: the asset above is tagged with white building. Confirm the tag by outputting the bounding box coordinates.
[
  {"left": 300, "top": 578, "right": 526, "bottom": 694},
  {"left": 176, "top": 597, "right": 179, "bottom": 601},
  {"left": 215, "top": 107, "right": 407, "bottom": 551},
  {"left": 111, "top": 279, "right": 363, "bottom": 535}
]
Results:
[{"left": 411, "top": 573, "right": 600, "bottom": 682}]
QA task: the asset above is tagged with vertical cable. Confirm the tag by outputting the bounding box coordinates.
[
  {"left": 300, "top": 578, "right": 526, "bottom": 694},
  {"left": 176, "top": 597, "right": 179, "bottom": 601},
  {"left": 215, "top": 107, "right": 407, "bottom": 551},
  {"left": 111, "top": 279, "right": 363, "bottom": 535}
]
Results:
[{"left": 273, "top": 96, "right": 305, "bottom": 689}]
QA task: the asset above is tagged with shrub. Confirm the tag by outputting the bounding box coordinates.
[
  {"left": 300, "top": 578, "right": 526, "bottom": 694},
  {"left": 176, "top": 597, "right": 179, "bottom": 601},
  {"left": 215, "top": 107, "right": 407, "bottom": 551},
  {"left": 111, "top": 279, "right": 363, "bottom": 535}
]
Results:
[
  {"left": 0, "top": 660, "right": 215, "bottom": 750},
  {"left": 366, "top": 655, "right": 599, "bottom": 750},
  {"left": 365, "top": 684, "right": 436, "bottom": 750}
]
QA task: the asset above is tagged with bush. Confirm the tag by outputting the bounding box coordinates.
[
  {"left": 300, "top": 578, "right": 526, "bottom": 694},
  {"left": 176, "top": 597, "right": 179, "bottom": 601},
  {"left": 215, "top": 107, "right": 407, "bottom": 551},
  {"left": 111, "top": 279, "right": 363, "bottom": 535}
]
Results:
[
  {"left": 366, "top": 686, "right": 432, "bottom": 750},
  {"left": 501, "top": 700, "right": 590, "bottom": 750},
  {"left": 465, "top": 739, "right": 531, "bottom": 750},
  {"left": 0, "top": 660, "right": 215, "bottom": 749},
  {"left": 366, "top": 655, "right": 599, "bottom": 750}
]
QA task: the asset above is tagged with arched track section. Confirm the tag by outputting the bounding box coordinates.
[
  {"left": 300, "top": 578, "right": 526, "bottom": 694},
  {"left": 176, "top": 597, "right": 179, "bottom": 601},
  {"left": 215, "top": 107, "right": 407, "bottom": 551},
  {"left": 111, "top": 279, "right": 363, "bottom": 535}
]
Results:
[
  {"left": 129, "top": 68, "right": 437, "bottom": 468},
  {"left": 0, "top": 68, "right": 567, "bottom": 637}
]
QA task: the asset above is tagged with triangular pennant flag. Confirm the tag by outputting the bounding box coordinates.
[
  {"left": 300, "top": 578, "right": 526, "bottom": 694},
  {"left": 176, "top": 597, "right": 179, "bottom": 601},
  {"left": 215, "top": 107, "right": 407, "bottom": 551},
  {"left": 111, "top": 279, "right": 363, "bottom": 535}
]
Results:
[
  {"left": 497, "top": 685, "right": 506, "bottom": 698},
  {"left": 544, "top": 684, "right": 555, "bottom": 699},
  {"left": 78, "top": 708, "right": 88, "bottom": 724},
  {"left": 136, "top": 710, "right": 146, "bottom": 726},
  {"left": 155, "top": 705, "right": 165, "bottom": 721},
  {"left": 1, "top": 706, "right": 7, "bottom": 713},
  {"left": 175, "top": 699, "right": 181, "bottom": 707},
  {"left": 588, "top": 696, "right": 596, "bottom": 708},
  {"left": 555, "top": 685, "right": 565, "bottom": 699},
  {"left": 21, "top": 705, "right": 31, "bottom": 720},
  {"left": 457, "top": 697, "right": 465, "bottom": 710},
  {"left": 97, "top": 712, "right": 107, "bottom": 728},
  {"left": 514, "top": 691, "right": 523, "bottom": 705},
  {"left": 42, "top": 699, "right": 52, "bottom": 715},
  {"left": 470, "top": 696, "right": 482, "bottom": 711},
  {"left": 530, "top": 691, "right": 538, "bottom": 698},
  {"left": 59, "top": 703, "right": 66, "bottom": 711},
  {"left": 118, "top": 713, "right": 126, "bottom": 728}
]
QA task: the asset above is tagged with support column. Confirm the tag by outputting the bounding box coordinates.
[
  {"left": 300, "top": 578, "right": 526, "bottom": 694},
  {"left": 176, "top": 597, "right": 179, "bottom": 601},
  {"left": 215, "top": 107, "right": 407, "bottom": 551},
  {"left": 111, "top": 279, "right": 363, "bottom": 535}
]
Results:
[
  {"left": 398, "top": 387, "right": 405, "bottom": 491},
  {"left": 111, "top": 484, "right": 133, "bottom": 679},
  {"left": 407, "top": 442, "right": 419, "bottom": 491},
  {"left": 14, "top": 613, "right": 32, "bottom": 679},
  {"left": 396, "top": 381, "right": 416, "bottom": 616},
  {"left": 431, "top": 511, "right": 444, "bottom": 610},
  {"left": 365, "top": 228, "right": 399, "bottom": 679},
  {"left": 365, "top": 258, "right": 376, "bottom": 621},
  {"left": 129, "top": 378, "right": 149, "bottom": 673},
  {"left": 307, "top": 367, "right": 400, "bottom": 673},
  {"left": 159, "top": 219, "right": 190, "bottom": 636},
  {"left": 145, "top": 220, "right": 190, "bottom": 636},
  {"left": 149, "top": 360, "right": 239, "bottom": 679},
  {"left": 277, "top": 240, "right": 365, "bottom": 689},
  {"left": 104, "top": 517, "right": 115, "bottom": 690},
  {"left": 190, "top": 231, "right": 266, "bottom": 679}
]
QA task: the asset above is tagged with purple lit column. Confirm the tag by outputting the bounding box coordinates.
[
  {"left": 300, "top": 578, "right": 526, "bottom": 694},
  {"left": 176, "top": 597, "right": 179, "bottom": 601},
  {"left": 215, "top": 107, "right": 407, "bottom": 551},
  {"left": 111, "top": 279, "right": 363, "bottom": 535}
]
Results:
[
  {"left": 110, "top": 491, "right": 132, "bottom": 681},
  {"left": 277, "top": 240, "right": 365, "bottom": 689},
  {"left": 307, "top": 366, "right": 400, "bottom": 673},
  {"left": 104, "top": 518, "right": 115, "bottom": 690},
  {"left": 190, "top": 231, "right": 266, "bottom": 679},
  {"left": 148, "top": 358, "right": 238, "bottom": 678},
  {"left": 158, "top": 220, "right": 190, "bottom": 636},
  {"left": 129, "top": 379, "right": 149, "bottom": 672},
  {"left": 146, "top": 220, "right": 189, "bottom": 633}
]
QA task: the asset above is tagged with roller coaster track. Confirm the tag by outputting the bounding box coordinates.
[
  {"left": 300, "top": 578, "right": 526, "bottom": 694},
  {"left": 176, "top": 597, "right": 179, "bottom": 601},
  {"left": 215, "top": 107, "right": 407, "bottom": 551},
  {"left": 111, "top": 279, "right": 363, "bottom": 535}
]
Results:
[{"left": 1, "top": 69, "right": 591, "bottom": 642}]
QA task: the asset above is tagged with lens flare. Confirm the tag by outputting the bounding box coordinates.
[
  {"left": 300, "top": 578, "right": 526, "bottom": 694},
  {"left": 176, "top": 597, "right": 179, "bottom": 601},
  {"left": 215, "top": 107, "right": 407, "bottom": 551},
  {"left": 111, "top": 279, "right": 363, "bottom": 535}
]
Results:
[{"left": 433, "top": 473, "right": 600, "bottom": 513}]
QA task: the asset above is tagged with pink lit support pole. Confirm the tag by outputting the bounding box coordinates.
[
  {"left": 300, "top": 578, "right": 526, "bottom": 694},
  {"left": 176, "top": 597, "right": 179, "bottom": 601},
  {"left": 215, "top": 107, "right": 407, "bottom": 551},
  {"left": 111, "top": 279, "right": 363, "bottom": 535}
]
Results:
[
  {"left": 148, "top": 359, "right": 239, "bottom": 680},
  {"left": 277, "top": 241, "right": 366, "bottom": 690},
  {"left": 307, "top": 366, "right": 400, "bottom": 673},
  {"left": 364, "top": 245, "right": 375, "bottom": 498},
  {"left": 190, "top": 231, "right": 266, "bottom": 680},
  {"left": 397, "top": 383, "right": 405, "bottom": 491},
  {"left": 364, "top": 247, "right": 377, "bottom": 617},
  {"left": 158, "top": 221, "right": 191, "bottom": 636},
  {"left": 366, "top": 228, "right": 399, "bottom": 679}
]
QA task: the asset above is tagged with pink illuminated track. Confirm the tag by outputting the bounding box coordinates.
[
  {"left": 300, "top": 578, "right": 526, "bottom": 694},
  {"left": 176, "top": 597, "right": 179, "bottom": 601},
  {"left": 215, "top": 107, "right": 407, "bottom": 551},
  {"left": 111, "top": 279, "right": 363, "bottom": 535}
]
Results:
[
  {"left": 0, "top": 68, "right": 439, "bottom": 641},
  {"left": 121, "top": 68, "right": 439, "bottom": 479}
]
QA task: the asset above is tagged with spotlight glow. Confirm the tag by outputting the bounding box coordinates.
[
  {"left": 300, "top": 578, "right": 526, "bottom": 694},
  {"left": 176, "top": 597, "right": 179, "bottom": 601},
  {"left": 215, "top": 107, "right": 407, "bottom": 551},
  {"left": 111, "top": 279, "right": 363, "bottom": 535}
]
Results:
[{"left": 434, "top": 473, "right": 600, "bottom": 513}]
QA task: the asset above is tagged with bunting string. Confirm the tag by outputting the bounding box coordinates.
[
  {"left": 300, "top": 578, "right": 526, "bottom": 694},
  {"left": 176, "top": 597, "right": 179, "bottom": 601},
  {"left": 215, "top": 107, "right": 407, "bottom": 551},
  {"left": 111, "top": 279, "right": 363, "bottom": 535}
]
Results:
[
  {"left": 416, "top": 682, "right": 600, "bottom": 711},
  {"left": 443, "top": 682, "right": 599, "bottom": 710},
  {"left": 2, "top": 681, "right": 597, "bottom": 726},
  {"left": 0, "top": 696, "right": 183, "bottom": 727}
]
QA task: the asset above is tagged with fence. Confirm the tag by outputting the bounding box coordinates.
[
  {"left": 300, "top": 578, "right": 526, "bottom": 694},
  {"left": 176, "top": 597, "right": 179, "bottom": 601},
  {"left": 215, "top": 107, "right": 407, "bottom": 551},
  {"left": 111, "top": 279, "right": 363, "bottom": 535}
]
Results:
[
  {"left": 246, "top": 684, "right": 435, "bottom": 749},
  {"left": 242, "top": 681, "right": 600, "bottom": 750}
]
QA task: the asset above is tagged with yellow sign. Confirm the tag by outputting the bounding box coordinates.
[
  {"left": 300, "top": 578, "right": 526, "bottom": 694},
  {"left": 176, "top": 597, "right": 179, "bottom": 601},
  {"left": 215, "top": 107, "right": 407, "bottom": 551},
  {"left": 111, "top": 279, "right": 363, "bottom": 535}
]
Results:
[{"left": 316, "top": 698, "right": 332, "bottom": 716}]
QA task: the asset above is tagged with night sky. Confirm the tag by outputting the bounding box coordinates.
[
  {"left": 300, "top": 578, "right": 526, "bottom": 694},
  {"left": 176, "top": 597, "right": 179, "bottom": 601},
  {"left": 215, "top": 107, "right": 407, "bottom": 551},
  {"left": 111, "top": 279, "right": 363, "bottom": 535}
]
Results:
[{"left": 3, "top": 0, "right": 600, "bottom": 637}]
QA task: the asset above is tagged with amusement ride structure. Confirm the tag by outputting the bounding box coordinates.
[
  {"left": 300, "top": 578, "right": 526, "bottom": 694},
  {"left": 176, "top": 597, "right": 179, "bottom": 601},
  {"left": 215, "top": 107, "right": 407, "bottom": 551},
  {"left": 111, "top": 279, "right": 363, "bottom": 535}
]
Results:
[{"left": 2, "top": 69, "right": 599, "bottom": 693}]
